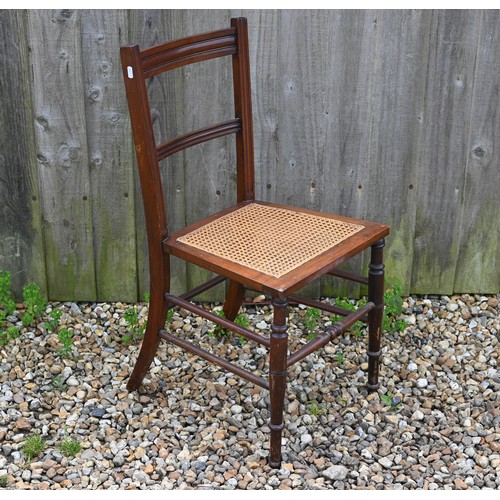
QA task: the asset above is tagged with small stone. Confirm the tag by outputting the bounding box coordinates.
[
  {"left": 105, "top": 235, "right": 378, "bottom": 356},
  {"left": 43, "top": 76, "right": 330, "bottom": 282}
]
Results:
[
  {"left": 46, "top": 467, "right": 57, "bottom": 479},
  {"left": 416, "top": 378, "right": 428, "bottom": 388},
  {"left": 70, "top": 303, "right": 82, "bottom": 316},
  {"left": 384, "top": 414, "right": 399, "bottom": 425},
  {"left": 322, "top": 465, "right": 348, "bottom": 480},
  {"left": 231, "top": 404, "right": 243, "bottom": 415},
  {"left": 256, "top": 321, "right": 268, "bottom": 330},
  {"left": 15, "top": 417, "right": 31, "bottom": 430},
  {"left": 300, "top": 433, "right": 313, "bottom": 445},
  {"left": 177, "top": 446, "right": 191, "bottom": 461},
  {"left": 132, "top": 470, "right": 148, "bottom": 483},
  {"left": 378, "top": 457, "right": 393, "bottom": 468},
  {"left": 92, "top": 407, "right": 106, "bottom": 418},
  {"left": 411, "top": 409, "right": 425, "bottom": 421},
  {"left": 454, "top": 477, "right": 468, "bottom": 490},
  {"left": 66, "top": 377, "right": 79, "bottom": 387}
]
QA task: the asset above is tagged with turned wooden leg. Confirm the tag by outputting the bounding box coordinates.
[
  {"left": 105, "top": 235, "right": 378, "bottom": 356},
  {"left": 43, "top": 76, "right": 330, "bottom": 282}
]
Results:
[
  {"left": 269, "top": 297, "right": 288, "bottom": 469},
  {"left": 367, "top": 238, "right": 385, "bottom": 392},
  {"left": 127, "top": 256, "right": 170, "bottom": 391}
]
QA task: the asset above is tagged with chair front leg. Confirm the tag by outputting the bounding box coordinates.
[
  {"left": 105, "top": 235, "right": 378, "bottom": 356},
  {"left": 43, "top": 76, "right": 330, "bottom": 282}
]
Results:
[
  {"left": 269, "top": 296, "right": 288, "bottom": 469},
  {"left": 127, "top": 254, "right": 170, "bottom": 391},
  {"left": 367, "top": 238, "right": 385, "bottom": 392}
]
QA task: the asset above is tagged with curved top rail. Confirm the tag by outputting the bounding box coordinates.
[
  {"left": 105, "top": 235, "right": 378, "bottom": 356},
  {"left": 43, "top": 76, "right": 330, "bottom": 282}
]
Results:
[{"left": 140, "top": 28, "right": 237, "bottom": 77}]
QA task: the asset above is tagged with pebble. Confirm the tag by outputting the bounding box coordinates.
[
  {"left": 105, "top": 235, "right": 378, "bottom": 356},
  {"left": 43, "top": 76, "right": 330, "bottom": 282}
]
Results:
[
  {"left": 322, "top": 465, "right": 349, "bottom": 480},
  {"left": 91, "top": 408, "right": 106, "bottom": 418},
  {"left": 0, "top": 293, "right": 497, "bottom": 490},
  {"left": 416, "top": 378, "right": 428, "bottom": 388}
]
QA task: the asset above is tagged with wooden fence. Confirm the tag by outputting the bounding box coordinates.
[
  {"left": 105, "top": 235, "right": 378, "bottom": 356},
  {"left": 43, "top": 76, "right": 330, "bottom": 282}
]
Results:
[{"left": 0, "top": 9, "right": 499, "bottom": 302}]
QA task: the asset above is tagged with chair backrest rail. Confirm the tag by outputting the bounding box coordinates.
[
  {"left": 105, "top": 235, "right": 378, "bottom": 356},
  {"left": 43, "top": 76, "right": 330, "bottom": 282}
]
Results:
[
  {"left": 140, "top": 30, "right": 237, "bottom": 78},
  {"left": 156, "top": 118, "right": 241, "bottom": 161},
  {"left": 139, "top": 27, "right": 236, "bottom": 59}
]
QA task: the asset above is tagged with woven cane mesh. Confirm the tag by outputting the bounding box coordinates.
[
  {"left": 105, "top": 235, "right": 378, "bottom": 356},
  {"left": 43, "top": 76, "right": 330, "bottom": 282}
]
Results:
[{"left": 177, "top": 203, "right": 364, "bottom": 278}]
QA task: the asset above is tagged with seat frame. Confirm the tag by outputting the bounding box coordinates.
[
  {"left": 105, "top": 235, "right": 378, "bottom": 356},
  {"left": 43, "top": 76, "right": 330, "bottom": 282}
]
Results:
[{"left": 120, "top": 17, "right": 389, "bottom": 469}]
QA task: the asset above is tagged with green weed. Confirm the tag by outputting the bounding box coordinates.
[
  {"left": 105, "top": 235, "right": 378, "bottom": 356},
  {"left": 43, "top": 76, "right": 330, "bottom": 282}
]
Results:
[
  {"left": 57, "top": 328, "right": 74, "bottom": 358},
  {"left": 0, "top": 270, "right": 16, "bottom": 327},
  {"left": 335, "top": 352, "right": 344, "bottom": 365},
  {"left": 0, "top": 475, "right": 7, "bottom": 487},
  {"left": 334, "top": 297, "right": 366, "bottom": 337},
  {"left": 22, "top": 433, "right": 45, "bottom": 461},
  {"left": 0, "top": 326, "right": 20, "bottom": 348},
  {"left": 22, "top": 282, "right": 47, "bottom": 327},
  {"left": 304, "top": 307, "right": 321, "bottom": 340},
  {"left": 123, "top": 306, "right": 146, "bottom": 344},
  {"left": 380, "top": 391, "right": 401, "bottom": 412},
  {"left": 383, "top": 281, "right": 406, "bottom": 333},
  {"left": 166, "top": 309, "right": 174, "bottom": 323},
  {"left": 51, "top": 374, "right": 66, "bottom": 391},
  {"left": 58, "top": 434, "right": 81, "bottom": 457},
  {"left": 209, "top": 311, "right": 250, "bottom": 343},
  {"left": 44, "top": 308, "right": 62, "bottom": 332},
  {"left": 307, "top": 400, "right": 326, "bottom": 416}
]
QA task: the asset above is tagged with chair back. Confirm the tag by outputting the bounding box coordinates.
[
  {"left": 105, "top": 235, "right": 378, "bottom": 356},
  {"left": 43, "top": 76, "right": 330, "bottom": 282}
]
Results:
[{"left": 120, "top": 17, "right": 255, "bottom": 243}]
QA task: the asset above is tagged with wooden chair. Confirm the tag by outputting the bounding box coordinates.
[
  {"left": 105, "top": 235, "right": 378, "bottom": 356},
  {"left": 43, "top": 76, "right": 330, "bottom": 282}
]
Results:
[{"left": 120, "top": 17, "right": 389, "bottom": 468}]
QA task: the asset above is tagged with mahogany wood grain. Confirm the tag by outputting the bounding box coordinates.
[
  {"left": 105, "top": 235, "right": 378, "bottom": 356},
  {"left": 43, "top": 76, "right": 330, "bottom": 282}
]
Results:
[
  {"left": 367, "top": 239, "right": 385, "bottom": 391},
  {"left": 269, "top": 297, "right": 288, "bottom": 468}
]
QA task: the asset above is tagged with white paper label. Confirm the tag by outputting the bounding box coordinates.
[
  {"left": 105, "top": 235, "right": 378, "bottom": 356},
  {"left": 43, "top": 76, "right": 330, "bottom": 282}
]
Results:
[{"left": 127, "top": 66, "right": 134, "bottom": 79}]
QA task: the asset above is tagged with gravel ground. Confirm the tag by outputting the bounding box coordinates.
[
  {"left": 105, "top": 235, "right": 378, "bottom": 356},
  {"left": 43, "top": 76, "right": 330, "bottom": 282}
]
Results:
[{"left": 0, "top": 293, "right": 499, "bottom": 490}]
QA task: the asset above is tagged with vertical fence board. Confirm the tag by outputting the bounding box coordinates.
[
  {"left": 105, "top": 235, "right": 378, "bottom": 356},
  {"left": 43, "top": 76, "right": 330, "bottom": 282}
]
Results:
[
  {"left": 411, "top": 10, "right": 482, "bottom": 294},
  {"left": 316, "top": 11, "right": 379, "bottom": 298},
  {"left": 28, "top": 9, "right": 96, "bottom": 300},
  {"left": 242, "top": 9, "right": 279, "bottom": 204},
  {"left": 129, "top": 10, "right": 190, "bottom": 299},
  {"left": 454, "top": 11, "right": 500, "bottom": 293},
  {"left": 363, "top": 10, "right": 432, "bottom": 294},
  {"left": 0, "top": 10, "right": 46, "bottom": 296},
  {"left": 81, "top": 10, "right": 137, "bottom": 301},
  {"left": 275, "top": 10, "right": 336, "bottom": 298},
  {"left": 180, "top": 10, "right": 235, "bottom": 301}
]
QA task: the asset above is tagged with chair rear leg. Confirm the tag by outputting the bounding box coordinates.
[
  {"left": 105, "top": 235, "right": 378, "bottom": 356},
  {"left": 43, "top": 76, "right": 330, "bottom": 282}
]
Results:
[
  {"left": 222, "top": 280, "right": 246, "bottom": 321},
  {"left": 214, "top": 280, "right": 246, "bottom": 336},
  {"left": 367, "top": 238, "right": 385, "bottom": 392},
  {"left": 269, "top": 297, "right": 288, "bottom": 469}
]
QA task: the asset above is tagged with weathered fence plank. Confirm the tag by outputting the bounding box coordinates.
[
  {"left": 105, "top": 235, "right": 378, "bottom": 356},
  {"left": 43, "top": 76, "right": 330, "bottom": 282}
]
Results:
[
  {"left": 27, "top": 9, "right": 97, "bottom": 300},
  {"left": 128, "top": 10, "right": 186, "bottom": 299},
  {"left": 315, "top": 10, "right": 380, "bottom": 298},
  {"left": 243, "top": 9, "right": 279, "bottom": 203},
  {"left": 81, "top": 10, "right": 137, "bottom": 301},
  {"left": 179, "top": 10, "right": 236, "bottom": 301},
  {"left": 454, "top": 11, "right": 500, "bottom": 293},
  {"left": 410, "top": 10, "right": 482, "bottom": 294},
  {"left": 0, "top": 10, "right": 46, "bottom": 296},
  {"left": 364, "top": 10, "right": 432, "bottom": 294}
]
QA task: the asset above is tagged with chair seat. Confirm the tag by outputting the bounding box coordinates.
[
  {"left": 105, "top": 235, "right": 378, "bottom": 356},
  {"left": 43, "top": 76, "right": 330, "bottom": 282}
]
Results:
[{"left": 166, "top": 201, "right": 389, "bottom": 295}]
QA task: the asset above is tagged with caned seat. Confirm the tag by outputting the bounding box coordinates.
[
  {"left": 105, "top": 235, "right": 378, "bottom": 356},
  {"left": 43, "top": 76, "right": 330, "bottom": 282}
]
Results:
[
  {"left": 169, "top": 201, "right": 386, "bottom": 295},
  {"left": 120, "top": 17, "right": 390, "bottom": 469}
]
